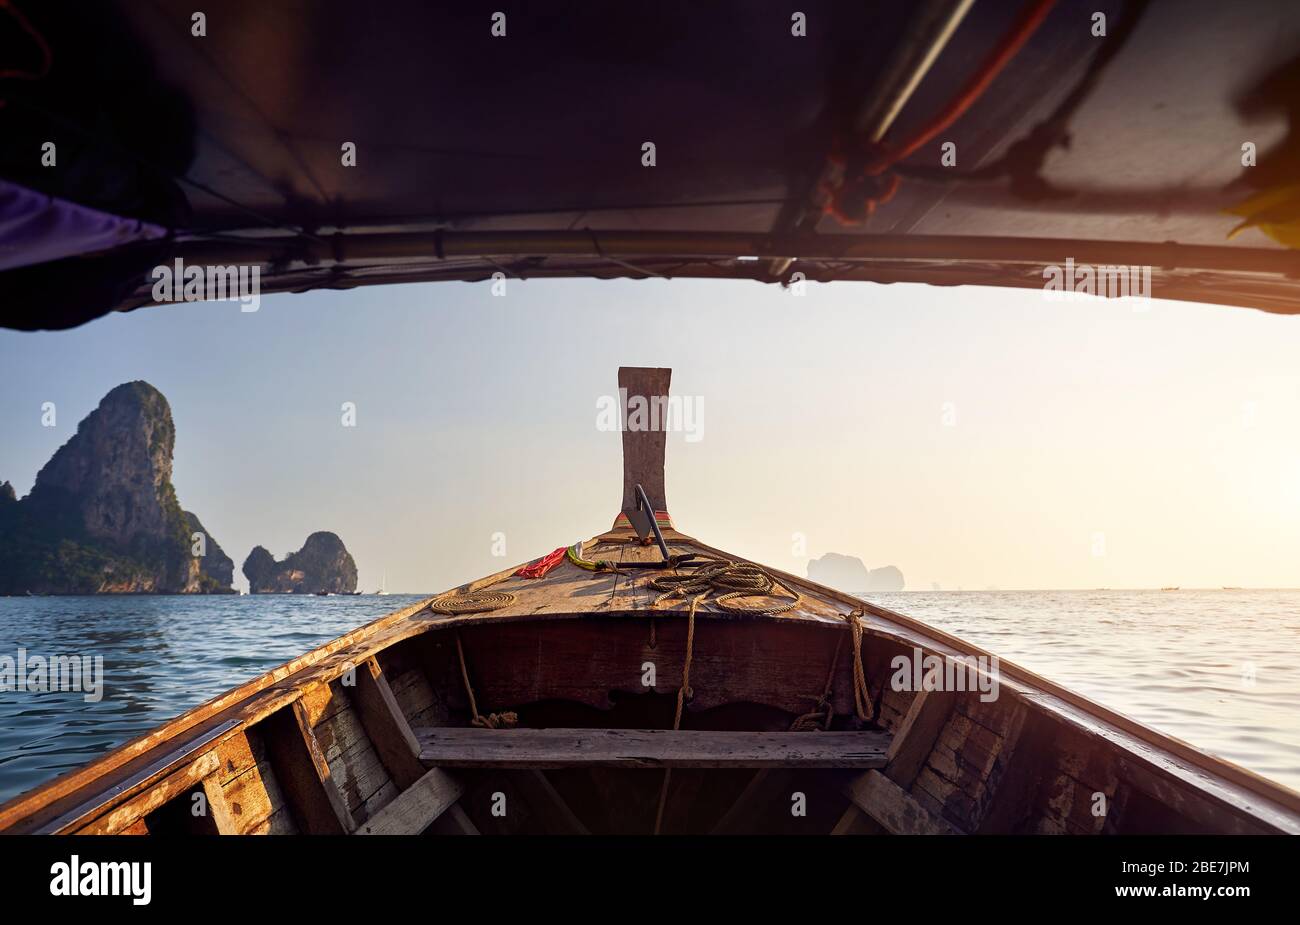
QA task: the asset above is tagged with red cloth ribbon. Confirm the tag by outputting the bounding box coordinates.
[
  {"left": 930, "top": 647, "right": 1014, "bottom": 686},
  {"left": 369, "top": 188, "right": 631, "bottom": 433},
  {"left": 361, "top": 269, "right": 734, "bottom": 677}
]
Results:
[{"left": 514, "top": 546, "right": 567, "bottom": 579}]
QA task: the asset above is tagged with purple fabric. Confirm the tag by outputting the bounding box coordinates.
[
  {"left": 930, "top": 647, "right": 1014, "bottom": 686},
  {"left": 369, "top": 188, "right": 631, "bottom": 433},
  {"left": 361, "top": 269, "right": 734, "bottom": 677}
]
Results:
[{"left": 0, "top": 179, "right": 168, "bottom": 271}]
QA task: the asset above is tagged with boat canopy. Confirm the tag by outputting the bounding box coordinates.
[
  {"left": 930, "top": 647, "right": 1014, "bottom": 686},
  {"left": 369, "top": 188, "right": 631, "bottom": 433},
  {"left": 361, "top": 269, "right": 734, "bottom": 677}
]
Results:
[{"left": 2, "top": 0, "right": 1299, "bottom": 330}]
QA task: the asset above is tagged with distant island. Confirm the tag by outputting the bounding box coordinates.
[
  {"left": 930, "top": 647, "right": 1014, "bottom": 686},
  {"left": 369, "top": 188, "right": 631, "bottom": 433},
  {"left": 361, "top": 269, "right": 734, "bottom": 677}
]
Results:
[
  {"left": 0, "top": 382, "right": 235, "bottom": 594},
  {"left": 807, "top": 552, "right": 904, "bottom": 592},
  {"left": 243, "top": 532, "right": 358, "bottom": 594}
]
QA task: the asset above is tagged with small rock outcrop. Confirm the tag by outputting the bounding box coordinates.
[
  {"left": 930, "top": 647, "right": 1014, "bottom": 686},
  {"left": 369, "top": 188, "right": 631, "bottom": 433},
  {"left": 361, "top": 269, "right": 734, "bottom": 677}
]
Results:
[
  {"left": 807, "top": 552, "right": 905, "bottom": 593},
  {"left": 242, "top": 532, "right": 358, "bottom": 594},
  {"left": 185, "top": 511, "right": 235, "bottom": 591},
  {"left": 241, "top": 546, "right": 276, "bottom": 588},
  {"left": 0, "top": 382, "right": 234, "bottom": 594}
]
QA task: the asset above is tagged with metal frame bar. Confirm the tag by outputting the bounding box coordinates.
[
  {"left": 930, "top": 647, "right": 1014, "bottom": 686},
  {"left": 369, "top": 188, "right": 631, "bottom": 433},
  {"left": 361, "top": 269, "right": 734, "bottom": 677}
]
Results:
[{"left": 171, "top": 230, "right": 1300, "bottom": 276}]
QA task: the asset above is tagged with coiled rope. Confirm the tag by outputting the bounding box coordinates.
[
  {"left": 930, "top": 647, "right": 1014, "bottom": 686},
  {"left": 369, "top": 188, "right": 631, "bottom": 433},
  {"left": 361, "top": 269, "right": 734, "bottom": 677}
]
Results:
[
  {"left": 429, "top": 590, "right": 517, "bottom": 615},
  {"left": 648, "top": 556, "right": 801, "bottom": 616}
]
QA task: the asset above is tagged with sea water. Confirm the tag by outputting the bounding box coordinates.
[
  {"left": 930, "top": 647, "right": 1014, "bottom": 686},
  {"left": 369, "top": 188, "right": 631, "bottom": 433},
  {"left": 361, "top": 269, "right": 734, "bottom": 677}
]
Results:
[{"left": 0, "top": 590, "right": 1296, "bottom": 803}]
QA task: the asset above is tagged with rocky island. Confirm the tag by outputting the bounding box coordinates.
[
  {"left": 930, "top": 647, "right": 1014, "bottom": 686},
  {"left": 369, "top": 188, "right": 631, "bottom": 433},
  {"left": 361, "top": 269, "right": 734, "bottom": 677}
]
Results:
[
  {"left": 807, "top": 552, "right": 904, "bottom": 593},
  {"left": 0, "top": 382, "right": 234, "bottom": 594},
  {"left": 242, "top": 532, "right": 358, "bottom": 594}
]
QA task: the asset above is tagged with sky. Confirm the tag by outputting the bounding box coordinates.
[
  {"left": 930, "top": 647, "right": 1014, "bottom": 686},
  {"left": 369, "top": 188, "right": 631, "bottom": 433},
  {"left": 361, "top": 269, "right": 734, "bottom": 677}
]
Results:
[{"left": 2, "top": 276, "right": 1299, "bottom": 593}]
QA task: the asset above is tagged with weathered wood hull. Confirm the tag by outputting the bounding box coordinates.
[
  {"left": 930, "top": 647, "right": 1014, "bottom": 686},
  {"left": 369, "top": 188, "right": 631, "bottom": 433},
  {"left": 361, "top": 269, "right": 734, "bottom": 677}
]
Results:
[{"left": 1, "top": 519, "right": 1296, "bottom": 836}]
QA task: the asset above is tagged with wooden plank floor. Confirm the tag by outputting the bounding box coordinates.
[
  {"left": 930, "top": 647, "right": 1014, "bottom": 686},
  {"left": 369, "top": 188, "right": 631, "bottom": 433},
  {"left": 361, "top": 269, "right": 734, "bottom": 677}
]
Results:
[{"left": 416, "top": 728, "right": 892, "bottom": 769}]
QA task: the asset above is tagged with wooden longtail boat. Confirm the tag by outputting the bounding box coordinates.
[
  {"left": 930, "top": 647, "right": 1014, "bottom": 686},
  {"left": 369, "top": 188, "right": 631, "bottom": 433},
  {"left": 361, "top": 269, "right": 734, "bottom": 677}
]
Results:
[{"left": 0, "top": 368, "right": 1297, "bottom": 837}]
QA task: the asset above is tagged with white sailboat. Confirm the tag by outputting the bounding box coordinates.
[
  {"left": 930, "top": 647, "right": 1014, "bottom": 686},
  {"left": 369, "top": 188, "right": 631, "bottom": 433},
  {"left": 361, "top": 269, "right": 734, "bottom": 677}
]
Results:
[{"left": 374, "top": 570, "right": 387, "bottom": 596}]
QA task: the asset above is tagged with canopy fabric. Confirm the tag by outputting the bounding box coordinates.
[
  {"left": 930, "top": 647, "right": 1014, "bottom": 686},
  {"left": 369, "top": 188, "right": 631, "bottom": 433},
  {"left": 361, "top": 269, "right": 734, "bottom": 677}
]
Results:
[
  {"left": 0, "top": 179, "right": 166, "bottom": 272},
  {"left": 1, "top": 0, "right": 1298, "bottom": 329}
]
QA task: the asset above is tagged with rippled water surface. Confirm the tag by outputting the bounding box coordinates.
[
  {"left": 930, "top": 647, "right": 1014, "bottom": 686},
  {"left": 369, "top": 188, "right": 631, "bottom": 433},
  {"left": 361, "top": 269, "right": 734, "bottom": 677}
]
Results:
[
  {"left": 860, "top": 590, "right": 1300, "bottom": 792},
  {"left": 0, "top": 595, "right": 427, "bottom": 804},
  {"left": 0, "top": 590, "right": 1297, "bottom": 804}
]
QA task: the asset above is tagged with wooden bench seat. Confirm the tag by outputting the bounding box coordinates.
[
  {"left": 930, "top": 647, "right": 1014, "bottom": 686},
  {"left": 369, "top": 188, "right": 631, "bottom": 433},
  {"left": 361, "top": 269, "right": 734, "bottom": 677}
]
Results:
[{"left": 415, "top": 727, "right": 892, "bottom": 769}]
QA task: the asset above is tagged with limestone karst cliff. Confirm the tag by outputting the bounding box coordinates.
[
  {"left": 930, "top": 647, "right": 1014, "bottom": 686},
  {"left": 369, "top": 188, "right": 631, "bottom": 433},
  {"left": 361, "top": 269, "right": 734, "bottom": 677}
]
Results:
[
  {"left": 0, "top": 382, "right": 233, "bottom": 594},
  {"left": 242, "top": 531, "right": 358, "bottom": 594},
  {"left": 807, "top": 552, "right": 905, "bottom": 593}
]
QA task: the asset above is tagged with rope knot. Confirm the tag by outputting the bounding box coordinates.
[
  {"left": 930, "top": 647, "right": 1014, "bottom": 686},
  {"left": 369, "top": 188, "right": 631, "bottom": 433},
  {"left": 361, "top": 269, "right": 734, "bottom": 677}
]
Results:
[
  {"left": 649, "top": 556, "right": 800, "bottom": 616},
  {"left": 820, "top": 139, "right": 902, "bottom": 226},
  {"left": 472, "top": 711, "right": 518, "bottom": 730},
  {"left": 455, "top": 632, "right": 518, "bottom": 731},
  {"left": 844, "top": 608, "right": 874, "bottom": 723}
]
